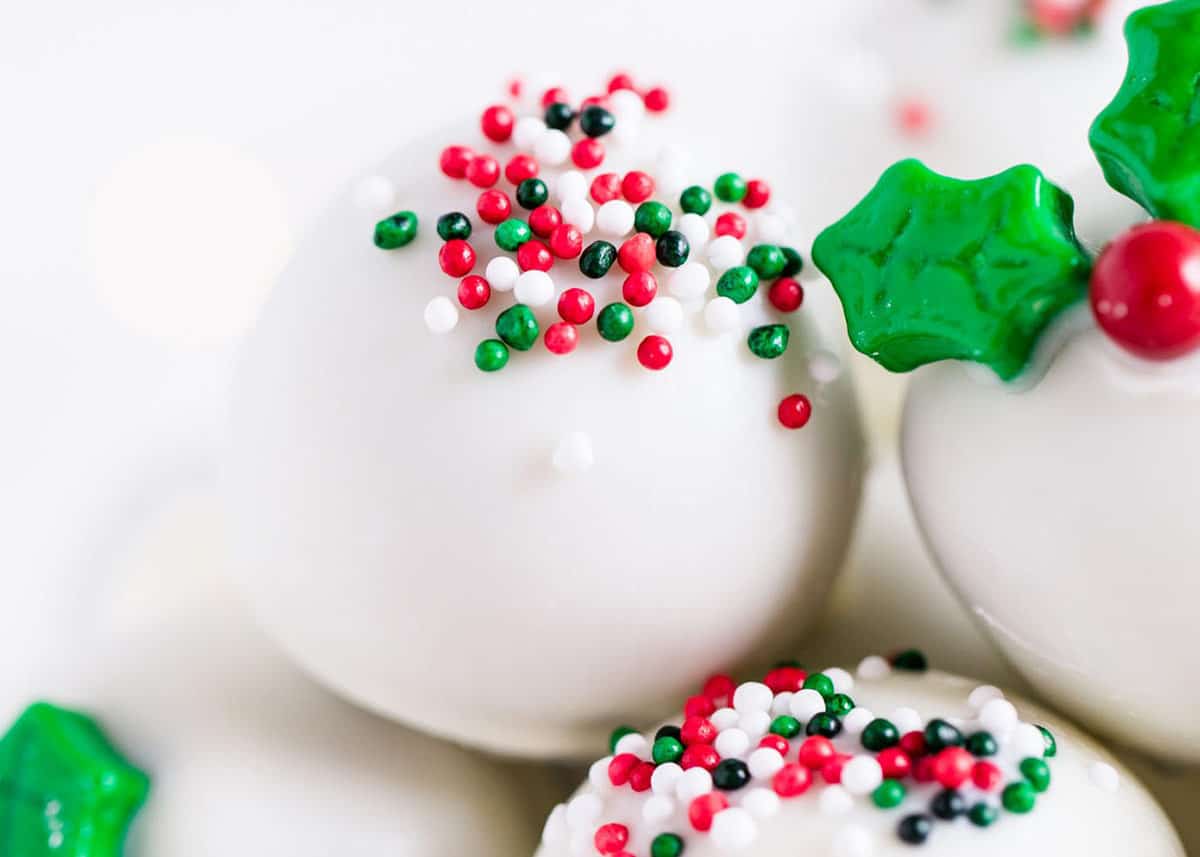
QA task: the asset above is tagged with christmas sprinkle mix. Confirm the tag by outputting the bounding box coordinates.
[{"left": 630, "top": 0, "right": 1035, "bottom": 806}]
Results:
[
  {"left": 366, "top": 72, "right": 821, "bottom": 430},
  {"left": 541, "top": 653, "right": 1090, "bottom": 855}
]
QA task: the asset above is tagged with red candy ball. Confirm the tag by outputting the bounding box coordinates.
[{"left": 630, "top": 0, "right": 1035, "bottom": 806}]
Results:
[
  {"left": 504, "top": 153, "right": 538, "bottom": 185},
  {"left": 714, "top": 211, "right": 747, "bottom": 239},
  {"left": 763, "top": 666, "right": 806, "bottom": 693},
  {"left": 480, "top": 104, "right": 514, "bottom": 143},
  {"left": 643, "top": 86, "right": 670, "bottom": 113},
  {"left": 621, "top": 171, "right": 655, "bottom": 203},
  {"left": 972, "top": 760, "right": 1003, "bottom": 791},
  {"left": 465, "top": 154, "right": 500, "bottom": 188},
  {"left": 439, "top": 145, "right": 474, "bottom": 179},
  {"left": 608, "top": 753, "right": 639, "bottom": 786},
  {"left": 688, "top": 793, "right": 728, "bottom": 832},
  {"left": 821, "top": 755, "right": 849, "bottom": 784},
  {"left": 798, "top": 736, "right": 836, "bottom": 770},
  {"left": 743, "top": 179, "right": 771, "bottom": 209},
  {"left": 517, "top": 239, "right": 553, "bottom": 272},
  {"left": 914, "top": 756, "right": 937, "bottom": 783},
  {"left": 591, "top": 172, "right": 623, "bottom": 204},
  {"left": 541, "top": 86, "right": 568, "bottom": 108},
  {"left": 607, "top": 72, "right": 636, "bottom": 93},
  {"left": 768, "top": 277, "right": 805, "bottom": 313},
  {"left": 622, "top": 271, "right": 658, "bottom": 306},
  {"left": 594, "top": 823, "right": 629, "bottom": 855},
  {"left": 580, "top": 94, "right": 608, "bottom": 109},
  {"left": 637, "top": 335, "right": 673, "bottom": 370},
  {"left": 877, "top": 747, "right": 912, "bottom": 780},
  {"left": 759, "top": 734, "right": 790, "bottom": 756},
  {"left": 549, "top": 223, "right": 584, "bottom": 259},
  {"left": 702, "top": 674, "right": 735, "bottom": 702},
  {"left": 544, "top": 322, "right": 579, "bottom": 355},
  {"left": 680, "top": 715, "right": 717, "bottom": 746},
  {"left": 932, "top": 747, "right": 974, "bottom": 789},
  {"left": 777, "top": 394, "right": 812, "bottom": 430},
  {"left": 680, "top": 743, "right": 720, "bottom": 771},
  {"left": 528, "top": 204, "right": 563, "bottom": 238},
  {"left": 684, "top": 694, "right": 716, "bottom": 718},
  {"left": 557, "top": 287, "right": 595, "bottom": 324},
  {"left": 899, "top": 731, "right": 928, "bottom": 757},
  {"left": 772, "top": 763, "right": 813, "bottom": 798},
  {"left": 476, "top": 189, "right": 512, "bottom": 225},
  {"left": 438, "top": 239, "right": 475, "bottom": 277},
  {"left": 572, "top": 138, "right": 605, "bottom": 169},
  {"left": 618, "top": 233, "right": 656, "bottom": 274},
  {"left": 1090, "top": 221, "right": 1200, "bottom": 359},
  {"left": 457, "top": 275, "right": 491, "bottom": 310},
  {"left": 630, "top": 761, "right": 655, "bottom": 792}
]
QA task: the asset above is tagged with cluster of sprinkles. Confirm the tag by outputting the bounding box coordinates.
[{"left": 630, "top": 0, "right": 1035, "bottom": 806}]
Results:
[
  {"left": 368, "top": 72, "right": 819, "bottom": 431},
  {"left": 1015, "top": 0, "right": 1106, "bottom": 41},
  {"left": 540, "top": 650, "right": 1090, "bottom": 855}
]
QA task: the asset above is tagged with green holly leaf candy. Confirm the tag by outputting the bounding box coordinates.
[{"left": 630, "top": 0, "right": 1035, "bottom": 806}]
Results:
[
  {"left": 811, "top": 159, "right": 1091, "bottom": 380},
  {"left": 1089, "top": 0, "right": 1200, "bottom": 227},
  {"left": 0, "top": 702, "right": 149, "bottom": 856}
]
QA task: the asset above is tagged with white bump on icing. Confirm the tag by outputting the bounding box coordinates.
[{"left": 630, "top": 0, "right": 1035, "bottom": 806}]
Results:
[
  {"left": 711, "top": 707, "right": 739, "bottom": 731},
  {"left": 855, "top": 655, "right": 890, "bottom": 681},
  {"left": 747, "top": 747, "right": 785, "bottom": 780},
  {"left": 889, "top": 707, "right": 922, "bottom": 735},
  {"left": 840, "top": 755, "right": 884, "bottom": 796},
  {"left": 733, "top": 682, "right": 774, "bottom": 713},
  {"left": 1089, "top": 760, "right": 1120, "bottom": 793},
  {"left": 485, "top": 256, "right": 520, "bottom": 292},
  {"left": 351, "top": 175, "right": 395, "bottom": 212},
  {"left": 968, "top": 685, "right": 1004, "bottom": 711},
  {"left": 675, "top": 767, "right": 714, "bottom": 802},
  {"left": 789, "top": 689, "right": 826, "bottom": 721},
  {"left": 709, "top": 807, "right": 757, "bottom": 851},
  {"left": 1011, "top": 722, "right": 1048, "bottom": 759},
  {"left": 552, "top": 432, "right": 594, "bottom": 475},
  {"left": 715, "top": 728, "right": 750, "bottom": 759},
  {"left": 588, "top": 756, "right": 613, "bottom": 791},
  {"left": 819, "top": 785, "right": 854, "bottom": 816},
  {"left": 842, "top": 707, "right": 875, "bottom": 737},
  {"left": 979, "top": 698, "right": 1019, "bottom": 738},
  {"left": 422, "top": 296, "right": 458, "bottom": 334},
  {"left": 823, "top": 667, "right": 854, "bottom": 695},
  {"left": 651, "top": 762, "right": 683, "bottom": 795},
  {"left": 770, "top": 692, "right": 794, "bottom": 717},
  {"left": 613, "top": 732, "right": 649, "bottom": 759}
]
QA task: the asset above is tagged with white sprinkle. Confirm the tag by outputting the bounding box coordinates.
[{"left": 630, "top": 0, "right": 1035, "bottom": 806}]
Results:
[
  {"left": 747, "top": 747, "right": 785, "bottom": 780},
  {"left": 643, "top": 794, "right": 676, "bottom": 823},
  {"left": 710, "top": 807, "right": 757, "bottom": 851},
  {"left": 819, "top": 785, "right": 854, "bottom": 816},
  {"left": 485, "top": 256, "right": 520, "bottom": 291},
  {"left": 841, "top": 755, "right": 884, "bottom": 796},
  {"left": 1012, "top": 723, "right": 1047, "bottom": 758},
  {"left": 856, "top": 655, "right": 890, "bottom": 681},
  {"left": 609, "top": 117, "right": 641, "bottom": 149},
  {"left": 645, "top": 296, "right": 684, "bottom": 334},
  {"left": 614, "top": 732, "right": 649, "bottom": 759},
  {"left": 771, "top": 692, "right": 794, "bottom": 717},
  {"left": 561, "top": 197, "right": 595, "bottom": 233},
  {"left": 741, "top": 787, "right": 781, "bottom": 819},
  {"left": 712, "top": 707, "right": 740, "bottom": 731},
  {"left": 565, "top": 792, "right": 601, "bottom": 829},
  {"left": 823, "top": 667, "right": 854, "bottom": 695},
  {"left": 352, "top": 174, "right": 395, "bottom": 212},
  {"left": 703, "top": 296, "right": 740, "bottom": 333},
  {"left": 733, "top": 682, "right": 774, "bottom": 713},
  {"left": 808, "top": 350, "right": 843, "bottom": 384},
  {"left": 651, "top": 762, "right": 683, "bottom": 795},
  {"left": 715, "top": 728, "right": 751, "bottom": 759},
  {"left": 968, "top": 685, "right": 1005, "bottom": 711},
  {"left": 707, "top": 235, "right": 745, "bottom": 269},
  {"left": 667, "top": 262, "right": 711, "bottom": 299},
  {"left": 423, "top": 296, "right": 458, "bottom": 334},
  {"left": 542, "top": 804, "right": 568, "bottom": 845},
  {"left": 596, "top": 200, "right": 635, "bottom": 237},
  {"left": 789, "top": 689, "right": 826, "bottom": 722},
  {"left": 513, "top": 116, "right": 547, "bottom": 149},
  {"left": 556, "top": 170, "right": 588, "bottom": 203},
  {"left": 842, "top": 707, "right": 875, "bottom": 737},
  {"left": 754, "top": 212, "right": 788, "bottom": 244},
  {"left": 1089, "top": 761, "right": 1120, "bottom": 793},
  {"left": 738, "top": 710, "right": 772, "bottom": 740},
  {"left": 889, "top": 707, "right": 923, "bottom": 736},
  {"left": 832, "top": 825, "right": 874, "bottom": 857},
  {"left": 533, "top": 129, "right": 571, "bottom": 166},
  {"left": 552, "top": 431, "right": 594, "bottom": 475},
  {"left": 588, "top": 756, "right": 613, "bottom": 790},
  {"left": 676, "top": 212, "right": 710, "bottom": 250},
  {"left": 675, "top": 767, "right": 714, "bottom": 802},
  {"left": 609, "top": 89, "right": 647, "bottom": 122},
  {"left": 979, "top": 699, "right": 1019, "bottom": 738},
  {"left": 514, "top": 270, "right": 554, "bottom": 307}
]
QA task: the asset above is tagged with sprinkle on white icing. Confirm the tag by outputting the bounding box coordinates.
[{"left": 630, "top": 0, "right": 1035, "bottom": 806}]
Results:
[
  {"left": 819, "top": 785, "right": 854, "bottom": 816},
  {"left": 968, "top": 684, "right": 1005, "bottom": 711},
  {"left": 979, "top": 698, "right": 1019, "bottom": 738},
  {"left": 651, "top": 762, "right": 683, "bottom": 795},
  {"left": 711, "top": 707, "right": 740, "bottom": 731},
  {"left": 789, "top": 689, "right": 827, "bottom": 721},
  {"left": 1012, "top": 722, "right": 1049, "bottom": 758},
  {"left": 423, "top": 296, "right": 458, "bottom": 334},
  {"left": 738, "top": 709, "right": 772, "bottom": 740},
  {"left": 889, "top": 707, "right": 923, "bottom": 735},
  {"left": 747, "top": 746, "right": 785, "bottom": 780},
  {"left": 856, "top": 655, "right": 891, "bottom": 680},
  {"left": 715, "top": 727, "right": 751, "bottom": 759},
  {"left": 613, "top": 732, "right": 649, "bottom": 759},
  {"left": 741, "top": 787, "right": 781, "bottom": 819},
  {"left": 674, "top": 767, "right": 713, "bottom": 802},
  {"left": 841, "top": 756, "right": 884, "bottom": 796},
  {"left": 485, "top": 256, "right": 520, "bottom": 292},
  {"left": 588, "top": 756, "right": 613, "bottom": 790},
  {"left": 823, "top": 667, "right": 855, "bottom": 695},
  {"left": 645, "top": 296, "right": 685, "bottom": 334},
  {"left": 842, "top": 706, "right": 875, "bottom": 736}
]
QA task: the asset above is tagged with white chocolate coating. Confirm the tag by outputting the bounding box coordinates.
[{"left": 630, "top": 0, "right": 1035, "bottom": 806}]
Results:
[
  {"left": 903, "top": 309, "right": 1200, "bottom": 765},
  {"left": 224, "top": 117, "right": 865, "bottom": 757},
  {"left": 535, "top": 669, "right": 1183, "bottom": 857}
]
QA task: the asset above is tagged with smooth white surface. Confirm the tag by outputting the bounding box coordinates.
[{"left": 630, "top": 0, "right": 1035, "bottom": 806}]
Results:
[
  {"left": 225, "top": 113, "right": 866, "bottom": 758},
  {"left": 536, "top": 670, "right": 1184, "bottom": 857}
]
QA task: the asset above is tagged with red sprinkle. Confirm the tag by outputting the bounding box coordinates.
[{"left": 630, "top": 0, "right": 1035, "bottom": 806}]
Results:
[
  {"left": 714, "top": 211, "right": 747, "bottom": 239},
  {"left": 897, "top": 98, "right": 934, "bottom": 137},
  {"left": 504, "top": 153, "right": 539, "bottom": 185},
  {"left": 743, "top": 179, "right": 771, "bottom": 209},
  {"left": 457, "top": 275, "right": 490, "bottom": 310},
  {"left": 680, "top": 743, "right": 720, "bottom": 771},
  {"left": 680, "top": 716, "right": 717, "bottom": 747},
  {"left": 465, "top": 155, "right": 500, "bottom": 188},
  {"left": 629, "top": 761, "right": 655, "bottom": 792},
  {"left": 688, "top": 793, "right": 728, "bottom": 832},
  {"left": 972, "top": 760, "right": 1003, "bottom": 792},
  {"left": 643, "top": 86, "right": 670, "bottom": 113},
  {"left": 580, "top": 94, "right": 609, "bottom": 109},
  {"left": 821, "top": 754, "right": 850, "bottom": 784},
  {"left": 480, "top": 104, "right": 514, "bottom": 143},
  {"left": 759, "top": 734, "right": 790, "bottom": 756},
  {"left": 777, "top": 394, "right": 812, "bottom": 430},
  {"left": 528, "top": 204, "right": 563, "bottom": 238},
  {"left": 798, "top": 736, "right": 837, "bottom": 770},
  {"left": 683, "top": 694, "right": 716, "bottom": 719},
  {"left": 506, "top": 78, "right": 522, "bottom": 99},
  {"left": 877, "top": 747, "right": 913, "bottom": 780},
  {"left": 768, "top": 277, "right": 805, "bottom": 313},
  {"left": 608, "top": 753, "right": 639, "bottom": 787},
  {"left": 607, "top": 72, "right": 636, "bottom": 93},
  {"left": 594, "top": 823, "right": 629, "bottom": 855},
  {"left": 900, "top": 731, "right": 928, "bottom": 757},
  {"left": 621, "top": 171, "right": 655, "bottom": 203},
  {"left": 476, "top": 189, "right": 512, "bottom": 225},
  {"left": 702, "top": 674, "right": 735, "bottom": 703},
  {"left": 572, "top": 138, "right": 605, "bottom": 169},
  {"left": 914, "top": 756, "right": 938, "bottom": 783},
  {"left": 763, "top": 666, "right": 807, "bottom": 693},
  {"left": 637, "top": 335, "right": 673, "bottom": 370},
  {"left": 517, "top": 239, "right": 553, "bottom": 272},
  {"left": 438, "top": 240, "right": 475, "bottom": 277},
  {"left": 549, "top": 223, "right": 584, "bottom": 259},
  {"left": 932, "top": 747, "right": 974, "bottom": 789},
  {"left": 439, "top": 145, "right": 474, "bottom": 179},
  {"left": 541, "top": 86, "right": 569, "bottom": 108},
  {"left": 590, "top": 172, "right": 623, "bottom": 204},
  {"left": 618, "top": 234, "right": 656, "bottom": 274},
  {"left": 773, "top": 763, "right": 813, "bottom": 798},
  {"left": 622, "top": 271, "right": 658, "bottom": 306},
  {"left": 557, "top": 288, "right": 596, "bottom": 324}
]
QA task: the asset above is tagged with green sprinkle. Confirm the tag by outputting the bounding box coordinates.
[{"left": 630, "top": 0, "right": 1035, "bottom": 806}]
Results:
[
  {"left": 716, "top": 266, "right": 760, "bottom": 304},
  {"left": 597, "top": 302, "right": 635, "bottom": 342},
  {"left": 891, "top": 649, "right": 928, "bottom": 672},
  {"left": 806, "top": 712, "right": 842, "bottom": 738},
  {"left": 965, "top": 731, "right": 998, "bottom": 757},
  {"left": 680, "top": 185, "right": 713, "bottom": 215},
  {"left": 780, "top": 246, "right": 804, "bottom": 276},
  {"left": 651, "top": 833, "right": 684, "bottom": 857},
  {"left": 608, "top": 725, "right": 637, "bottom": 754},
  {"left": 652, "top": 736, "right": 684, "bottom": 765},
  {"left": 747, "top": 324, "right": 790, "bottom": 359},
  {"left": 655, "top": 231, "right": 690, "bottom": 267},
  {"left": 495, "top": 304, "right": 539, "bottom": 351},
  {"left": 1037, "top": 725, "right": 1057, "bottom": 758},
  {"left": 373, "top": 210, "right": 418, "bottom": 249},
  {"left": 516, "top": 178, "right": 549, "bottom": 210},
  {"left": 1019, "top": 757, "right": 1051, "bottom": 792},
  {"left": 714, "top": 172, "right": 747, "bottom": 203},
  {"left": 580, "top": 240, "right": 618, "bottom": 278},
  {"left": 634, "top": 201, "right": 673, "bottom": 238},
  {"left": 968, "top": 802, "right": 998, "bottom": 827},
  {"left": 747, "top": 244, "right": 786, "bottom": 279},
  {"left": 923, "top": 718, "right": 964, "bottom": 752},
  {"left": 1002, "top": 781, "right": 1037, "bottom": 814},
  {"left": 474, "top": 339, "right": 509, "bottom": 372},
  {"left": 802, "top": 673, "right": 835, "bottom": 699},
  {"left": 872, "top": 779, "right": 906, "bottom": 809},
  {"left": 436, "top": 211, "right": 471, "bottom": 241},
  {"left": 769, "top": 715, "right": 802, "bottom": 738},
  {"left": 861, "top": 718, "right": 900, "bottom": 752},
  {"left": 826, "top": 693, "right": 855, "bottom": 717},
  {"left": 494, "top": 218, "right": 532, "bottom": 251}
]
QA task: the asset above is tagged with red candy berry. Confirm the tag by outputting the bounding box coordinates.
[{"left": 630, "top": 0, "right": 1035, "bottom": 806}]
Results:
[
  {"left": 517, "top": 239, "right": 553, "bottom": 272},
  {"left": 684, "top": 695, "right": 716, "bottom": 719},
  {"left": 618, "top": 233, "right": 656, "bottom": 274},
  {"left": 777, "top": 394, "right": 812, "bottom": 430},
  {"left": 549, "top": 223, "right": 584, "bottom": 259},
  {"left": 504, "top": 153, "right": 538, "bottom": 185},
  {"left": 581, "top": 94, "right": 609, "bottom": 109},
  {"left": 572, "top": 138, "right": 605, "bottom": 169},
  {"left": 821, "top": 755, "right": 849, "bottom": 784},
  {"left": 768, "top": 277, "right": 805, "bottom": 313},
  {"left": 1090, "top": 221, "right": 1200, "bottom": 360},
  {"left": 607, "top": 72, "right": 636, "bottom": 93},
  {"left": 528, "top": 204, "right": 562, "bottom": 238},
  {"left": 621, "top": 171, "right": 655, "bottom": 203},
  {"left": 608, "top": 753, "right": 639, "bottom": 786},
  {"left": 772, "top": 763, "right": 813, "bottom": 798},
  {"left": 439, "top": 145, "right": 474, "bottom": 179},
  {"left": 476, "top": 189, "right": 512, "bottom": 225},
  {"left": 591, "top": 173, "right": 623, "bottom": 204},
  {"left": 622, "top": 271, "right": 658, "bottom": 307},
  {"left": 438, "top": 240, "right": 475, "bottom": 277},
  {"left": 897, "top": 98, "right": 933, "bottom": 137},
  {"left": 763, "top": 666, "right": 806, "bottom": 693},
  {"left": 759, "top": 734, "right": 790, "bottom": 756},
  {"left": 594, "top": 823, "right": 629, "bottom": 855},
  {"left": 506, "top": 78, "right": 522, "bottom": 99},
  {"left": 932, "top": 747, "right": 974, "bottom": 789},
  {"left": 541, "top": 86, "right": 568, "bottom": 108},
  {"left": 972, "top": 760, "right": 1003, "bottom": 792},
  {"left": 899, "top": 731, "right": 928, "bottom": 757},
  {"left": 557, "top": 288, "right": 596, "bottom": 324},
  {"left": 637, "top": 335, "right": 673, "bottom": 370},
  {"left": 643, "top": 86, "right": 670, "bottom": 113},
  {"left": 688, "top": 793, "right": 728, "bottom": 832},
  {"left": 702, "top": 674, "right": 735, "bottom": 703},
  {"left": 743, "top": 178, "right": 771, "bottom": 209},
  {"left": 629, "top": 761, "right": 655, "bottom": 792},
  {"left": 798, "top": 736, "right": 836, "bottom": 770},
  {"left": 914, "top": 756, "right": 938, "bottom": 784},
  {"left": 877, "top": 747, "right": 913, "bottom": 780},
  {"left": 457, "top": 275, "right": 491, "bottom": 310},
  {"left": 465, "top": 154, "right": 500, "bottom": 188},
  {"left": 680, "top": 744, "right": 720, "bottom": 771},
  {"left": 680, "top": 716, "right": 717, "bottom": 746},
  {"left": 714, "top": 211, "right": 747, "bottom": 239},
  {"left": 480, "top": 104, "right": 514, "bottom": 143}
]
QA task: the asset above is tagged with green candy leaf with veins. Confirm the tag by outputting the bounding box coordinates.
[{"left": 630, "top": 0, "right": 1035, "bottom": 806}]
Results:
[
  {"left": 0, "top": 702, "right": 149, "bottom": 856},
  {"left": 1089, "top": 0, "right": 1200, "bottom": 228},
  {"left": 812, "top": 159, "right": 1091, "bottom": 380}
]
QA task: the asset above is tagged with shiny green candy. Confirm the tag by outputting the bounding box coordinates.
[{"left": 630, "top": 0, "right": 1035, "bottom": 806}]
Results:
[
  {"left": 609, "top": 725, "right": 638, "bottom": 753},
  {"left": 714, "top": 172, "right": 747, "bottom": 203},
  {"left": 635, "top": 201, "right": 673, "bottom": 238},
  {"left": 544, "top": 101, "right": 575, "bottom": 130},
  {"left": 716, "top": 266, "right": 760, "bottom": 304},
  {"left": 891, "top": 649, "right": 928, "bottom": 672},
  {"left": 780, "top": 245, "right": 804, "bottom": 276},
  {"left": 436, "top": 211, "right": 471, "bottom": 241},
  {"left": 1002, "top": 781, "right": 1037, "bottom": 814},
  {"left": 680, "top": 185, "right": 713, "bottom": 215},
  {"left": 495, "top": 218, "right": 533, "bottom": 251},
  {"left": 579, "top": 105, "right": 615, "bottom": 137},
  {"left": 580, "top": 240, "right": 618, "bottom": 278},
  {"left": 803, "top": 672, "right": 835, "bottom": 699},
  {"left": 373, "top": 210, "right": 418, "bottom": 249},
  {"left": 495, "top": 304, "right": 539, "bottom": 351},
  {"left": 652, "top": 736, "right": 684, "bottom": 765},
  {"left": 770, "top": 715, "right": 802, "bottom": 738},
  {"left": 806, "top": 712, "right": 842, "bottom": 738},
  {"left": 747, "top": 324, "right": 790, "bottom": 359},
  {"left": 1019, "top": 757, "right": 1051, "bottom": 792},
  {"left": 747, "top": 244, "right": 786, "bottom": 279},
  {"left": 924, "top": 718, "right": 964, "bottom": 752},
  {"left": 965, "top": 731, "right": 997, "bottom": 757},
  {"left": 826, "top": 693, "right": 855, "bottom": 717},
  {"left": 872, "top": 779, "right": 907, "bottom": 809},
  {"left": 651, "top": 833, "right": 684, "bottom": 857},
  {"left": 861, "top": 718, "right": 900, "bottom": 752},
  {"left": 474, "top": 339, "right": 510, "bottom": 372},
  {"left": 597, "top": 302, "right": 635, "bottom": 341},
  {"left": 968, "top": 802, "right": 998, "bottom": 827},
  {"left": 655, "top": 230, "right": 690, "bottom": 267},
  {"left": 1037, "top": 725, "right": 1057, "bottom": 757},
  {"left": 516, "top": 178, "right": 549, "bottom": 210}
]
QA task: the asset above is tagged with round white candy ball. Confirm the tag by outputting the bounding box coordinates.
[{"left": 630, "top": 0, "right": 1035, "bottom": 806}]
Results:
[
  {"left": 556, "top": 170, "right": 588, "bottom": 202},
  {"left": 561, "top": 197, "right": 595, "bottom": 233},
  {"left": 644, "top": 296, "right": 684, "bottom": 334},
  {"left": 595, "top": 200, "right": 635, "bottom": 237},
  {"left": 840, "top": 756, "right": 883, "bottom": 796},
  {"left": 734, "top": 681, "right": 774, "bottom": 713},
  {"left": 423, "top": 296, "right": 458, "bottom": 334},
  {"left": 533, "top": 129, "right": 571, "bottom": 166},
  {"left": 676, "top": 212, "right": 710, "bottom": 250},
  {"left": 707, "top": 235, "right": 745, "bottom": 269},
  {"left": 980, "top": 698, "right": 1019, "bottom": 737},
  {"left": 789, "top": 689, "right": 826, "bottom": 721},
  {"left": 513, "top": 116, "right": 546, "bottom": 149},
  {"left": 514, "top": 270, "right": 554, "bottom": 307},
  {"left": 710, "top": 808, "right": 757, "bottom": 851},
  {"left": 486, "top": 256, "right": 520, "bottom": 292}
]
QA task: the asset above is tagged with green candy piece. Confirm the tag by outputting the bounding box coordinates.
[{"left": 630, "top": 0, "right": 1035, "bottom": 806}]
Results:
[
  {"left": 608, "top": 725, "right": 638, "bottom": 754},
  {"left": 780, "top": 246, "right": 804, "bottom": 277},
  {"left": 924, "top": 718, "right": 963, "bottom": 752},
  {"left": 436, "top": 211, "right": 471, "bottom": 241},
  {"left": 714, "top": 172, "right": 747, "bottom": 203},
  {"left": 1037, "top": 724, "right": 1058, "bottom": 758},
  {"left": 770, "top": 715, "right": 802, "bottom": 738},
  {"left": 747, "top": 244, "right": 786, "bottom": 279},
  {"left": 872, "top": 779, "right": 906, "bottom": 809},
  {"left": 802, "top": 672, "right": 835, "bottom": 699},
  {"left": 1089, "top": 0, "right": 1200, "bottom": 228},
  {"left": 495, "top": 304, "right": 539, "bottom": 351},
  {"left": 968, "top": 802, "right": 998, "bottom": 827},
  {"left": 495, "top": 218, "right": 532, "bottom": 251},
  {"left": 1019, "top": 757, "right": 1052, "bottom": 792},
  {"left": 747, "top": 324, "right": 790, "bottom": 359},
  {"left": 1002, "top": 781, "right": 1037, "bottom": 814},
  {"left": 651, "top": 833, "right": 684, "bottom": 857},
  {"left": 580, "top": 240, "right": 618, "bottom": 278},
  {"left": 635, "top": 201, "right": 673, "bottom": 238},
  {"left": 812, "top": 159, "right": 1091, "bottom": 381},
  {"left": 597, "top": 302, "right": 635, "bottom": 342},
  {"left": 965, "top": 731, "right": 998, "bottom": 757},
  {"left": 0, "top": 702, "right": 149, "bottom": 857},
  {"left": 373, "top": 210, "right": 418, "bottom": 249},
  {"left": 652, "top": 736, "right": 684, "bottom": 765},
  {"left": 891, "top": 649, "right": 928, "bottom": 672},
  {"left": 861, "top": 718, "right": 900, "bottom": 752},
  {"left": 716, "top": 266, "right": 760, "bottom": 304},
  {"left": 680, "top": 185, "right": 713, "bottom": 215},
  {"left": 826, "top": 693, "right": 855, "bottom": 717},
  {"left": 516, "top": 178, "right": 549, "bottom": 210},
  {"left": 474, "top": 339, "right": 509, "bottom": 372}
]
